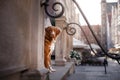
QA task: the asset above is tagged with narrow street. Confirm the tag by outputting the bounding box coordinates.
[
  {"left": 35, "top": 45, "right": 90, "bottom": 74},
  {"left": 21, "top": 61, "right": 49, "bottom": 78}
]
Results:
[{"left": 67, "top": 60, "right": 120, "bottom": 80}]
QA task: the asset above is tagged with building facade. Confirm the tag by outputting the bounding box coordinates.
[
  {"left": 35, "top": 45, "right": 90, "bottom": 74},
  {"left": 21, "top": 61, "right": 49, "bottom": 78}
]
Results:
[
  {"left": 0, "top": 0, "right": 77, "bottom": 80},
  {"left": 0, "top": 0, "right": 47, "bottom": 80},
  {"left": 80, "top": 25, "right": 101, "bottom": 44},
  {"left": 101, "top": 0, "right": 120, "bottom": 49},
  {"left": 101, "top": 0, "right": 108, "bottom": 50}
]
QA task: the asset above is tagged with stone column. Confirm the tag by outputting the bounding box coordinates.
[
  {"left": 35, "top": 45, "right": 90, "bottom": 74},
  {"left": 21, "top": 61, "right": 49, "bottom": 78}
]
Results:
[
  {"left": 101, "top": 0, "right": 107, "bottom": 49},
  {"left": 55, "top": 16, "right": 67, "bottom": 66},
  {"left": 66, "top": 33, "right": 73, "bottom": 61},
  {"left": 23, "top": 0, "right": 49, "bottom": 80},
  {"left": 0, "top": 0, "right": 49, "bottom": 80},
  {"left": 21, "top": 0, "right": 49, "bottom": 80}
]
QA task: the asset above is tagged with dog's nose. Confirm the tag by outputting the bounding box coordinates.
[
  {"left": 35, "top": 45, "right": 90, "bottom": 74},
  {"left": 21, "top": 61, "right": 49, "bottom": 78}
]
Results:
[
  {"left": 51, "top": 31, "right": 55, "bottom": 37},
  {"left": 51, "top": 31, "right": 55, "bottom": 35}
]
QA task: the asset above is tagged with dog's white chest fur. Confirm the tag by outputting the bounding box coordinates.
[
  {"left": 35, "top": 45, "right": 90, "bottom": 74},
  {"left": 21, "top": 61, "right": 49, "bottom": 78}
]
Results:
[{"left": 50, "top": 40, "right": 56, "bottom": 53}]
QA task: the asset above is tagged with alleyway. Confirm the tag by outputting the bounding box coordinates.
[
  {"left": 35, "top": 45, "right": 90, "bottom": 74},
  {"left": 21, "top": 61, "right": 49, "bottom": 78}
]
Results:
[{"left": 67, "top": 59, "right": 120, "bottom": 80}]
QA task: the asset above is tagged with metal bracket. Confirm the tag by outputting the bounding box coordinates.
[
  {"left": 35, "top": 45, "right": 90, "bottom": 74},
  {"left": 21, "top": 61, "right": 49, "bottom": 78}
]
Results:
[{"left": 41, "top": 0, "right": 64, "bottom": 18}]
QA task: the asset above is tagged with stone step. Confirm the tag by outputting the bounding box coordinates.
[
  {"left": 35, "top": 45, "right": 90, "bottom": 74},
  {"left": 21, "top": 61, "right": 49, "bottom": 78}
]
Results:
[{"left": 49, "top": 62, "right": 75, "bottom": 80}]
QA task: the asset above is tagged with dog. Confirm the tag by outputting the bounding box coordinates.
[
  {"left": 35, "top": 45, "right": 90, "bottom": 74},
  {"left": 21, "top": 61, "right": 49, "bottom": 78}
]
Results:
[{"left": 44, "top": 26, "right": 61, "bottom": 72}]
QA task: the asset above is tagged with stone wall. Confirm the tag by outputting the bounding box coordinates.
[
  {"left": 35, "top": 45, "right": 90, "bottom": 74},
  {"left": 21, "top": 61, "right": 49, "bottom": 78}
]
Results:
[
  {"left": 55, "top": 16, "right": 73, "bottom": 65},
  {"left": 0, "top": 0, "right": 45, "bottom": 79}
]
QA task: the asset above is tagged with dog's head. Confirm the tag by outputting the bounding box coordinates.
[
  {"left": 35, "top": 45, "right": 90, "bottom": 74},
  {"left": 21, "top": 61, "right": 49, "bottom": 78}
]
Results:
[{"left": 45, "top": 26, "right": 61, "bottom": 41}]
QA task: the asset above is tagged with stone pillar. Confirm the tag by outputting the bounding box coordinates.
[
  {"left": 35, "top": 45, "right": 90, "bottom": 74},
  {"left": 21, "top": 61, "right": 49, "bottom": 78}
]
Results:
[
  {"left": 55, "top": 16, "right": 67, "bottom": 66},
  {"left": 66, "top": 33, "right": 73, "bottom": 61},
  {"left": 0, "top": 0, "right": 49, "bottom": 80},
  {"left": 101, "top": 0, "right": 107, "bottom": 50},
  {"left": 22, "top": 0, "right": 49, "bottom": 80}
]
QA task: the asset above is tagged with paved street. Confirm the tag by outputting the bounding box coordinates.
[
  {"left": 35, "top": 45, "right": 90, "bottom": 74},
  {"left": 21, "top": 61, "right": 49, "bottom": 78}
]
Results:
[{"left": 67, "top": 60, "right": 120, "bottom": 80}]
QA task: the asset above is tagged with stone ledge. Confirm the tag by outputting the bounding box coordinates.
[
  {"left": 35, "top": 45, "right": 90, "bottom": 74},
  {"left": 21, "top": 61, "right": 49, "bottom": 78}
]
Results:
[
  {"left": 55, "top": 59, "right": 66, "bottom": 66},
  {"left": 49, "top": 62, "right": 75, "bottom": 80},
  {"left": 21, "top": 68, "right": 49, "bottom": 80},
  {"left": 0, "top": 65, "right": 27, "bottom": 77}
]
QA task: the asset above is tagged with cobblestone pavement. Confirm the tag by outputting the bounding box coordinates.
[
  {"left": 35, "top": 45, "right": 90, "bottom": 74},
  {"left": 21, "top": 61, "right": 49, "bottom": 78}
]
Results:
[{"left": 67, "top": 60, "right": 120, "bottom": 80}]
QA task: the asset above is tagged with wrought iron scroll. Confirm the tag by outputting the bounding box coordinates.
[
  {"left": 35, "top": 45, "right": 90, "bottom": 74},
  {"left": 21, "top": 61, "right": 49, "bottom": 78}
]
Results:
[
  {"left": 64, "top": 23, "right": 76, "bottom": 36},
  {"left": 72, "top": 0, "right": 120, "bottom": 60},
  {"left": 41, "top": 0, "right": 64, "bottom": 18},
  {"left": 64, "top": 23, "right": 97, "bottom": 55}
]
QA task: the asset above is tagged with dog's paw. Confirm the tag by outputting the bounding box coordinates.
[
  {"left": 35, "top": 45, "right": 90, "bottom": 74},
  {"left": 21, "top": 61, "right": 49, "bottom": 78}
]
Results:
[{"left": 50, "top": 66, "right": 56, "bottom": 72}]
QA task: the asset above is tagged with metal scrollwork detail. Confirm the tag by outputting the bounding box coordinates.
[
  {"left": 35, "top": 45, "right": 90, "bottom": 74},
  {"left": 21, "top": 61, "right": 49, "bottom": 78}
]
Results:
[
  {"left": 64, "top": 23, "right": 97, "bottom": 55},
  {"left": 64, "top": 23, "right": 76, "bottom": 36},
  {"left": 41, "top": 0, "right": 64, "bottom": 18}
]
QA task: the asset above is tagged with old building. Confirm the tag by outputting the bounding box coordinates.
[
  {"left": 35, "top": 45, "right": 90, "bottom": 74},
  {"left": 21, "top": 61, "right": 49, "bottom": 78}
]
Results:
[
  {"left": 0, "top": 0, "right": 77, "bottom": 80},
  {"left": 0, "top": 0, "right": 47, "bottom": 80},
  {"left": 101, "top": 0, "right": 108, "bottom": 50},
  {"left": 111, "top": 0, "right": 120, "bottom": 46},
  {"left": 80, "top": 25, "right": 101, "bottom": 44},
  {"left": 101, "top": 0, "right": 120, "bottom": 49}
]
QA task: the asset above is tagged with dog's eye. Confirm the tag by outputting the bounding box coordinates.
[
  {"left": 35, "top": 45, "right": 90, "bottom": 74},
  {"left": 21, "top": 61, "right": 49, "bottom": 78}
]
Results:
[{"left": 49, "top": 30, "right": 52, "bottom": 33}]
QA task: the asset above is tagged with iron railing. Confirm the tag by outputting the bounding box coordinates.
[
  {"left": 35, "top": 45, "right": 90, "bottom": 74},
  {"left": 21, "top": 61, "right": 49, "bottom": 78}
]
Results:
[
  {"left": 64, "top": 23, "right": 97, "bottom": 55},
  {"left": 41, "top": 0, "right": 64, "bottom": 18},
  {"left": 41, "top": 0, "right": 120, "bottom": 62},
  {"left": 71, "top": 0, "right": 120, "bottom": 60}
]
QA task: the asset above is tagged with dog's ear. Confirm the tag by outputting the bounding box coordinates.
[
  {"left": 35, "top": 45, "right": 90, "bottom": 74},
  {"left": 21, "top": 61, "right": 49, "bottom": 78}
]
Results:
[
  {"left": 55, "top": 27, "right": 61, "bottom": 36},
  {"left": 45, "top": 27, "right": 51, "bottom": 32}
]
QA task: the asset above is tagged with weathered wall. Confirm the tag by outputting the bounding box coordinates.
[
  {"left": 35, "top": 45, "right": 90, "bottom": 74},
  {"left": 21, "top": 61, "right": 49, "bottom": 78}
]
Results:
[
  {"left": 0, "top": 0, "right": 45, "bottom": 79},
  {"left": 0, "top": 0, "right": 31, "bottom": 77}
]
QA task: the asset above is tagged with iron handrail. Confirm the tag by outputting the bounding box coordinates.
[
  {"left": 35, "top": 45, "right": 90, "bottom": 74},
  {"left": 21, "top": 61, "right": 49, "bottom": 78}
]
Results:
[
  {"left": 64, "top": 23, "right": 97, "bottom": 55},
  {"left": 41, "top": 0, "right": 120, "bottom": 60},
  {"left": 72, "top": 0, "right": 120, "bottom": 60}
]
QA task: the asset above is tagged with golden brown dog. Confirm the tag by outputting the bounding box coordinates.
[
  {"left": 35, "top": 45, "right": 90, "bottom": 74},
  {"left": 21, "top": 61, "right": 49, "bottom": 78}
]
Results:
[{"left": 44, "top": 26, "right": 61, "bottom": 72}]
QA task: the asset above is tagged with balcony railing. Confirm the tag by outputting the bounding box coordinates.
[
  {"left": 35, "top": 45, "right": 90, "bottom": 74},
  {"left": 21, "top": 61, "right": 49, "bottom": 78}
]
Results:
[{"left": 41, "top": 0, "right": 120, "bottom": 63}]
